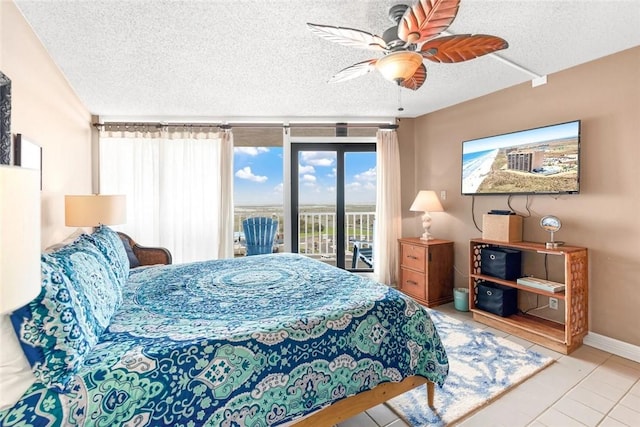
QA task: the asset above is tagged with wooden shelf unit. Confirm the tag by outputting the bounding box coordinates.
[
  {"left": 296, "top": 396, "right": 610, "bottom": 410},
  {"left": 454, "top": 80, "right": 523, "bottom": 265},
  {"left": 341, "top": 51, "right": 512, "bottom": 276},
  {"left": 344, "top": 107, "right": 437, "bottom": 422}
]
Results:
[{"left": 469, "top": 239, "right": 588, "bottom": 354}]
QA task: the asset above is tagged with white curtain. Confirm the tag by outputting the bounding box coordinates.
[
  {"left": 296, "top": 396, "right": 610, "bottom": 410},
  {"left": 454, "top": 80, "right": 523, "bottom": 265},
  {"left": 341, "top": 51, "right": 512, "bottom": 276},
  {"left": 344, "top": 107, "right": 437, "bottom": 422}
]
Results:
[
  {"left": 374, "top": 129, "right": 402, "bottom": 285},
  {"left": 99, "top": 127, "right": 234, "bottom": 263}
]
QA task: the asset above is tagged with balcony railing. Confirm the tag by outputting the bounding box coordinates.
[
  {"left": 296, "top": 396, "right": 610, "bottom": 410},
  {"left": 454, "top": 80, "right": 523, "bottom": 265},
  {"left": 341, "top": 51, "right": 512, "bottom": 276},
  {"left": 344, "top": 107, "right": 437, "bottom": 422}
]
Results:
[{"left": 233, "top": 211, "right": 375, "bottom": 265}]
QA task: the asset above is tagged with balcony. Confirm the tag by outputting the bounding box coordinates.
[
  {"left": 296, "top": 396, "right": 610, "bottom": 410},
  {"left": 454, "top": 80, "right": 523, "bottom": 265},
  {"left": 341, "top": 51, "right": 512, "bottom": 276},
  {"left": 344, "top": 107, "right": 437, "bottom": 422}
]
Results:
[{"left": 234, "top": 210, "right": 375, "bottom": 269}]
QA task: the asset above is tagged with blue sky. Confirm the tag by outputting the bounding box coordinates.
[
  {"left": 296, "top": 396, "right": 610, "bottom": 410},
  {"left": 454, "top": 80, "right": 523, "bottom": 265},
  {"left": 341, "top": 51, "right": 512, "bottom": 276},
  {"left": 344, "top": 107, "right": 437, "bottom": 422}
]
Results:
[
  {"left": 463, "top": 120, "right": 580, "bottom": 154},
  {"left": 234, "top": 147, "right": 376, "bottom": 205}
]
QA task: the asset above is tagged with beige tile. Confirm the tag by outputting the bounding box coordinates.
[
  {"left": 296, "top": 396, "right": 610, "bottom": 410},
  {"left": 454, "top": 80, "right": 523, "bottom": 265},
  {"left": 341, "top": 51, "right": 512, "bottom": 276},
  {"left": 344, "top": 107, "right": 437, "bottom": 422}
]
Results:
[
  {"left": 567, "top": 345, "right": 612, "bottom": 365},
  {"left": 535, "top": 408, "right": 588, "bottom": 426},
  {"left": 608, "top": 404, "right": 640, "bottom": 426},
  {"left": 526, "top": 422, "right": 547, "bottom": 427},
  {"left": 386, "top": 419, "right": 410, "bottom": 427},
  {"left": 619, "top": 392, "right": 640, "bottom": 411},
  {"left": 552, "top": 396, "right": 606, "bottom": 426},
  {"left": 597, "top": 416, "right": 632, "bottom": 427},
  {"left": 365, "top": 403, "right": 398, "bottom": 426},
  {"left": 579, "top": 378, "right": 631, "bottom": 402},
  {"left": 458, "top": 400, "right": 535, "bottom": 427},
  {"left": 608, "top": 355, "right": 640, "bottom": 372},
  {"left": 630, "top": 381, "right": 640, "bottom": 397},
  {"left": 336, "top": 412, "right": 377, "bottom": 427},
  {"left": 585, "top": 362, "right": 638, "bottom": 392},
  {"left": 564, "top": 386, "right": 616, "bottom": 414}
]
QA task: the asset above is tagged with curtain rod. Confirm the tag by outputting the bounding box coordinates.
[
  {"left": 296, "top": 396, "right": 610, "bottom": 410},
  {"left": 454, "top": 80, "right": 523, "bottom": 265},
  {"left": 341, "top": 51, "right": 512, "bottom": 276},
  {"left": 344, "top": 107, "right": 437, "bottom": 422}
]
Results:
[{"left": 93, "top": 121, "right": 398, "bottom": 130}]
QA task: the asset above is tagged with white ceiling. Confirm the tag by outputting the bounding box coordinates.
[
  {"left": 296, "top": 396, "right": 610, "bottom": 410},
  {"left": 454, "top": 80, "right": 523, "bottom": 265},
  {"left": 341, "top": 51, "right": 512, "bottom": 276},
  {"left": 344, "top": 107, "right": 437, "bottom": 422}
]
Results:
[{"left": 13, "top": 0, "right": 640, "bottom": 122}]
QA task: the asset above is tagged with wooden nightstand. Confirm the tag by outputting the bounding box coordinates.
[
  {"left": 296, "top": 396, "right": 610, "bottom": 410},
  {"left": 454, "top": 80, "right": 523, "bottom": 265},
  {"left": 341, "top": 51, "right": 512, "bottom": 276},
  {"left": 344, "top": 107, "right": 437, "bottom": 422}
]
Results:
[{"left": 398, "top": 238, "right": 454, "bottom": 307}]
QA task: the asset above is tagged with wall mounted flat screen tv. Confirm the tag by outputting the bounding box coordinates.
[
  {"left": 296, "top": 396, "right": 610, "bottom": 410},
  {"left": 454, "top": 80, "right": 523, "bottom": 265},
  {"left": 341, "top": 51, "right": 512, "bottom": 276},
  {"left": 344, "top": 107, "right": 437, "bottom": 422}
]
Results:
[{"left": 461, "top": 120, "right": 581, "bottom": 195}]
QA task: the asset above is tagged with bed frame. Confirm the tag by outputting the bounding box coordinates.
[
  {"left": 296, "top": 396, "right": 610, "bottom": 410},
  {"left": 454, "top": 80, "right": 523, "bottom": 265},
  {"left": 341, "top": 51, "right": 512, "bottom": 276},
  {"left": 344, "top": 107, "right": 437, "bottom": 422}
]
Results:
[{"left": 292, "top": 376, "right": 434, "bottom": 426}]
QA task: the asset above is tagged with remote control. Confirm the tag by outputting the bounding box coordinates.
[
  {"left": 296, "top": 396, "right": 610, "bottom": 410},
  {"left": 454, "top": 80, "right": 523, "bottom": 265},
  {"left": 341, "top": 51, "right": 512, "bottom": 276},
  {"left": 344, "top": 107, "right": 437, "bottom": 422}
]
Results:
[{"left": 488, "top": 209, "right": 514, "bottom": 215}]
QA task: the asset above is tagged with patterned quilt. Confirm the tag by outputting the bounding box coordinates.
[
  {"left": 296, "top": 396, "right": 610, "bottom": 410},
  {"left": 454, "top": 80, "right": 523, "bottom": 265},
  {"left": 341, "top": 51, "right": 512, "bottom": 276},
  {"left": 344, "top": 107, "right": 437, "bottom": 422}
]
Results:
[{"left": 1, "top": 253, "right": 448, "bottom": 426}]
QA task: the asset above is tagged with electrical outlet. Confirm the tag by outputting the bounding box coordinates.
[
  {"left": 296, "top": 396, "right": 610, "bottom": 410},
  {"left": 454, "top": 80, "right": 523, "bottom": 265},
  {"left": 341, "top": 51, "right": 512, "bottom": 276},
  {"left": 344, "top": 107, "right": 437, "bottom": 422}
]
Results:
[
  {"left": 549, "top": 297, "right": 558, "bottom": 310},
  {"left": 440, "top": 190, "right": 447, "bottom": 201}
]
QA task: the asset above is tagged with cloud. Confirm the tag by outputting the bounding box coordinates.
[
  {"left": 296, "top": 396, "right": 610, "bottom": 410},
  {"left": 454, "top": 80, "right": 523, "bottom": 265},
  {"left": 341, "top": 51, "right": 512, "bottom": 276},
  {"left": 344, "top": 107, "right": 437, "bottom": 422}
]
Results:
[
  {"left": 301, "top": 174, "right": 316, "bottom": 183},
  {"left": 354, "top": 167, "right": 376, "bottom": 182},
  {"left": 299, "top": 164, "right": 315, "bottom": 174},
  {"left": 234, "top": 147, "right": 269, "bottom": 156},
  {"left": 273, "top": 182, "right": 283, "bottom": 193},
  {"left": 300, "top": 151, "right": 335, "bottom": 167},
  {"left": 235, "top": 166, "right": 268, "bottom": 183}
]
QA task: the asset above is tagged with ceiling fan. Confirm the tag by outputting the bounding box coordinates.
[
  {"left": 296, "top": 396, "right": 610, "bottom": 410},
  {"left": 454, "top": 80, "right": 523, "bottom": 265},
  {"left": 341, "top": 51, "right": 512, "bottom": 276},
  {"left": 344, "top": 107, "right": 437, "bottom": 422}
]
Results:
[{"left": 307, "top": 0, "right": 508, "bottom": 91}]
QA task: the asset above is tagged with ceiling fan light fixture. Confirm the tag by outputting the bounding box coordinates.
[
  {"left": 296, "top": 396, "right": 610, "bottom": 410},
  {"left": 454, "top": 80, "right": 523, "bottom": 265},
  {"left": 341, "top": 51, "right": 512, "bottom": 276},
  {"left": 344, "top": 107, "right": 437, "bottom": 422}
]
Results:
[{"left": 376, "top": 51, "right": 423, "bottom": 83}]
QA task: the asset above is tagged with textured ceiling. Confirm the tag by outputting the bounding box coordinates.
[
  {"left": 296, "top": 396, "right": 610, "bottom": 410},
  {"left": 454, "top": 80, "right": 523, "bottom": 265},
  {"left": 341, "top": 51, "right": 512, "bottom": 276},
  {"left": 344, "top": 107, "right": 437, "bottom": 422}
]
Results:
[{"left": 13, "top": 0, "right": 640, "bottom": 122}]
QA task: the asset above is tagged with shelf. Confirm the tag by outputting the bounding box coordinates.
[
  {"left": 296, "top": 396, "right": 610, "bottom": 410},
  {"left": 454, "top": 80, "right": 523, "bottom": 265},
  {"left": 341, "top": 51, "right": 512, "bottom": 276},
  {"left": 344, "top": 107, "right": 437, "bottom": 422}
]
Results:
[
  {"left": 470, "top": 238, "right": 586, "bottom": 255},
  {"left": 471, "top": 309, "right": 566, "bottom": 345},
  {"left": 470, "top": 273, "right": 566, "bottom": 300}
]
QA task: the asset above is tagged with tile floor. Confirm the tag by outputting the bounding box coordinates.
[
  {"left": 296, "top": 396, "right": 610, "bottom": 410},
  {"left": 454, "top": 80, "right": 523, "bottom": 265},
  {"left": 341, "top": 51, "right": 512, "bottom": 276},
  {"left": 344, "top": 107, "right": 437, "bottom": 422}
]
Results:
[{"left": 336, "top": 303, "right": 640, "bottom": 427}]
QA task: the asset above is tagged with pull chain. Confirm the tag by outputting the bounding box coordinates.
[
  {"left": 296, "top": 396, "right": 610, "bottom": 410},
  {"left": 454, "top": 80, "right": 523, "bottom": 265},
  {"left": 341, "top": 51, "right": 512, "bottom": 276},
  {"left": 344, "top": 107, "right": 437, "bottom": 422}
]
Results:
[{"left": 397, "top": 84, "right": 404, "bottom": 112}]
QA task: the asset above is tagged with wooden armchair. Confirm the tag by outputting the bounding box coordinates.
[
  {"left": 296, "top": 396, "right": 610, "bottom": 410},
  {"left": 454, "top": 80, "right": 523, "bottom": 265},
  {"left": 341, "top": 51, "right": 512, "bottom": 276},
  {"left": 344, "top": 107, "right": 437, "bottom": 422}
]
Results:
[{"left": 117, "top": 232, "right": 172, "bottom": 266}]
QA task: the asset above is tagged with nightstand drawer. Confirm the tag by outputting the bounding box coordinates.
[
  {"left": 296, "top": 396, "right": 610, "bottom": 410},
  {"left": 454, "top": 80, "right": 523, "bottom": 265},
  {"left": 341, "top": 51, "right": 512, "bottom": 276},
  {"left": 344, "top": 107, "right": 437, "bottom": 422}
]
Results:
[
  {"left": 400, "top": 268, "right": 426, "bottom": 300},
  {"left": 401, "top": 243, "right": 426, "bottom": 272}
]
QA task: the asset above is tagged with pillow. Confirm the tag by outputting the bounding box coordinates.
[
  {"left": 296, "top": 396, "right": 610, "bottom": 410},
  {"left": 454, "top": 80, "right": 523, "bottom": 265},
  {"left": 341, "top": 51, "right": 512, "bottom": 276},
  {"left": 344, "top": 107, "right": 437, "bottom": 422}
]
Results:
[
  {"left": 10, "top": 239, "right": 121, "bottom": 391},
  {"left": 80, "top": 225, "right": 130, "bottom": 289},
  {"left": 0, "top": 315, "right": 35, "bottom": 409},
  {"left": 119, "top": 235, "right": 140, "bottom": 268}
]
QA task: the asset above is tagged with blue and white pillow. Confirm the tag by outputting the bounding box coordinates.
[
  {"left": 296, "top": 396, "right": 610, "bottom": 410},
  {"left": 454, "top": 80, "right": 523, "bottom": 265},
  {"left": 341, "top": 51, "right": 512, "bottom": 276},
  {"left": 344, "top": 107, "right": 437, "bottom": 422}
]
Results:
[
  {"left": 10, "top": 239, "right": 122, "bottom": 391},
  {"left": 80, "top": 225, "right": 130, "bottom": 290}
]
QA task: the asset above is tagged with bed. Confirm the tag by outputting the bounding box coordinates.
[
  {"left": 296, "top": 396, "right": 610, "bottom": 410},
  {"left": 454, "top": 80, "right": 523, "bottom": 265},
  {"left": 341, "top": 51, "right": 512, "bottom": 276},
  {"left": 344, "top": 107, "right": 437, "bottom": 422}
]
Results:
[{"left": 1, "top": 226, "right": 449, "bottom": 426}]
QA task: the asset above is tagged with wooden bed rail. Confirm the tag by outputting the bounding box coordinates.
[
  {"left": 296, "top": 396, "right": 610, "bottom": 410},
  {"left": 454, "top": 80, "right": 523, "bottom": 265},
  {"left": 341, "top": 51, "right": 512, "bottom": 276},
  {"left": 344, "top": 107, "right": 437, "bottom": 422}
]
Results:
[{"left": 292, "top": 376, "right": 433, "bottom": 426}]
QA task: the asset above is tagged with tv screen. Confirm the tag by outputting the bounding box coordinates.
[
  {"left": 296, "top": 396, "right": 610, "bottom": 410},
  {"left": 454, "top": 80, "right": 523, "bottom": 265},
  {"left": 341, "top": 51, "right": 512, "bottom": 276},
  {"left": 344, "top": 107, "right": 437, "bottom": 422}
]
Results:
[{"left": 461, "top": 120, "right": 581, "bottom": 195}]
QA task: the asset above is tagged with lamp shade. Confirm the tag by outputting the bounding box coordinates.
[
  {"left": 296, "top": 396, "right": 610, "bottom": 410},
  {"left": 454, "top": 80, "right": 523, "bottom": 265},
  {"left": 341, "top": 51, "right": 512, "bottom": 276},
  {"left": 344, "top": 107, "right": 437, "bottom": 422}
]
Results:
[
  {"left": 0, "top": 165, "right": 41, "bottom": 313},
  {"left": 65, "top": 194, "right": 126, "bottom": 227},
  {"left": 376, "top": 51, "right": 423, "bottom": 83},
  {"left": 410, "top": 190, "right": 444, "bottom": 213}
]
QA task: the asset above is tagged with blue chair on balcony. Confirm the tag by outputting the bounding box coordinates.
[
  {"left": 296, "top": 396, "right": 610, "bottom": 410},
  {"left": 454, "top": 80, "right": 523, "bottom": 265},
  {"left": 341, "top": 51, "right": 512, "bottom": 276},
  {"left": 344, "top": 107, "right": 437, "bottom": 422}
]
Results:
[{"left": 242, "top": 216, "right": 278, "bottom": 256}]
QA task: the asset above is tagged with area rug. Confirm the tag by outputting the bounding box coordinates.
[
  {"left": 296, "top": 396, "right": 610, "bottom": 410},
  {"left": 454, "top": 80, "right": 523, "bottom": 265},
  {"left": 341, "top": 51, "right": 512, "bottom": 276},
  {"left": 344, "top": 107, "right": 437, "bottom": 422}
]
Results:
[{"left": 386, "top": 309, "right": 554, "bottom": 426}]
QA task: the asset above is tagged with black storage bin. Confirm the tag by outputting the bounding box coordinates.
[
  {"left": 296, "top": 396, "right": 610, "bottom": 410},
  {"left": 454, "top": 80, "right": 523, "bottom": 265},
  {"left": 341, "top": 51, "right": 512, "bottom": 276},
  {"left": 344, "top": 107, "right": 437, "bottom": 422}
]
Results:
[
  {"left": 481, "top": 247, "right": 522, "bottom": 280},
  {"left": 475, "top": 281, "right": 518, "bottom": 317}
]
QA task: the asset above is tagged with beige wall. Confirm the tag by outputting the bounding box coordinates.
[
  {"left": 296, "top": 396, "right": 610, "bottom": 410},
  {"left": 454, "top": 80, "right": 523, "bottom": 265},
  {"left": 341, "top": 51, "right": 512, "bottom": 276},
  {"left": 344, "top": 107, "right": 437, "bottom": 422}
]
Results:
[
  {"left": 399, "top": 46, "right": 640, "bottom": 346},
  {"left": 1, "top": 1, "right": 93, "bottom": 248}
]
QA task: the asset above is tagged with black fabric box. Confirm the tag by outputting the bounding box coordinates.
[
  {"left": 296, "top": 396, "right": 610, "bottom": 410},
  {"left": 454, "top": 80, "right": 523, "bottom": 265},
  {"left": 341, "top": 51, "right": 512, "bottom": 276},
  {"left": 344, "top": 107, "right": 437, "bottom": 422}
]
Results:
[
  {"left": 481, "top": 247, "right": 522, "bottom": 280},
  {"left": 475, "top": 281, "right": 518, "bottom": 317}
]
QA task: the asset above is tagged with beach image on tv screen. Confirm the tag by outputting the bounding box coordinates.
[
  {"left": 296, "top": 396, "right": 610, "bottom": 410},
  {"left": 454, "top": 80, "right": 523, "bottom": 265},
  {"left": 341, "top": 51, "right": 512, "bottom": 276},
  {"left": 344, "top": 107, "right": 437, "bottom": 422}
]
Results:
[{"left": 462, "top": 121, "right": 580, "bottom": 195}]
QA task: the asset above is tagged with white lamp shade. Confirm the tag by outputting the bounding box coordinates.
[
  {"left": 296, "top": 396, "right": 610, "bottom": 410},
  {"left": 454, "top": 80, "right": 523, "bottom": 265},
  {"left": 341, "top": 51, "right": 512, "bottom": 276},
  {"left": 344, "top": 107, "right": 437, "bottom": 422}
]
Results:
[
  {"left": 0, "top": 166, "right": 41, "bottom": 313},
  {"left": 65, "top": 195, "right": 126, "bottom": 227},
  {"left": 410, "top": 190, "right": 444, "bottom": 213}
]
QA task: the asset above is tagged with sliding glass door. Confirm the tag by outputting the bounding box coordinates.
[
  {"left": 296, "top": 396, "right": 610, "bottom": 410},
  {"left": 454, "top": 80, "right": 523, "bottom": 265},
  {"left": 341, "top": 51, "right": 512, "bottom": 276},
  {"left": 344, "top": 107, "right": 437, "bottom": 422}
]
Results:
[{"left": 291, "top": 142, "right": 375, "bottom": 270}]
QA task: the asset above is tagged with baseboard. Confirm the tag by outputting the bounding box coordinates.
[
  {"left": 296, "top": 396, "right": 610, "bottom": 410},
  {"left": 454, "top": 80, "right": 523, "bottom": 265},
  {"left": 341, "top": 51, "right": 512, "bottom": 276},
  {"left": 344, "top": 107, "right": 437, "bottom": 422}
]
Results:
[{"left": 584, "top": 332, "right": 640, "bottom": 363}]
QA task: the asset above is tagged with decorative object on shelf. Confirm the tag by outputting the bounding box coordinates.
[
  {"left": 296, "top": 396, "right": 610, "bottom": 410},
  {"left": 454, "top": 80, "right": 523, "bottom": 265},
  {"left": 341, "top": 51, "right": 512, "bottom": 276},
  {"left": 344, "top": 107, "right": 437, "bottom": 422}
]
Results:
[
  {"left": 0, "top": 165, "right": 41, "bottom": 313},
  {"left": 306, "top": 0, "right": 508, "bottom": 90},
  {"left": 65, "top": 194, "right": 126, "bottom": 229},
  {"left": 0, "top": 72, "right": 11, "bottom": 165},
  {"left": 410, "top": 190, "right": 444, "bottom": 240},
  {"left": 540, "top": 215, "right": 563, "bottom": 249},
  {"left": 13, "top": 134, "right": 42, "bottom": 189}
]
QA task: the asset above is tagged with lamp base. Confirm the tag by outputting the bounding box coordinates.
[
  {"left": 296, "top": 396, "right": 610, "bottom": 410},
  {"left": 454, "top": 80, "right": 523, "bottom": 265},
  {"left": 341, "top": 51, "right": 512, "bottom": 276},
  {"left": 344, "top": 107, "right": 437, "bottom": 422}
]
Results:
[{"left": 420, "top": 212, "right": 434, "bottom": 241}]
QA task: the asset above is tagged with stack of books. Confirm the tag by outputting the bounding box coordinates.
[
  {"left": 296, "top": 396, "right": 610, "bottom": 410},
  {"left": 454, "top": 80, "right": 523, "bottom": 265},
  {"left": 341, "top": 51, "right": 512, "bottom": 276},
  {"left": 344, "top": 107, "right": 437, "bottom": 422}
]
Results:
[{"left": 516, "top": 276, "right": 565, "bottom": 293}]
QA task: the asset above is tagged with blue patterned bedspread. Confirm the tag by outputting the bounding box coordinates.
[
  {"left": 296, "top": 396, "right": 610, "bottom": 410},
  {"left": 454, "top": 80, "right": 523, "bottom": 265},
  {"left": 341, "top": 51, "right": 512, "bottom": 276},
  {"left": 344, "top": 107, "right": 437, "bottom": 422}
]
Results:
[{"left": 2, "top": 253, "right": 448, "bottom": 426}]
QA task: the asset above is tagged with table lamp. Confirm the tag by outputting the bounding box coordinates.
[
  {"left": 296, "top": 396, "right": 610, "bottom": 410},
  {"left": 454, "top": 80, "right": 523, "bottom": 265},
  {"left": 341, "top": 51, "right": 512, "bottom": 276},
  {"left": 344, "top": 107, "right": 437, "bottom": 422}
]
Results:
[
  {"left": 409, "top": 190, "right": 444, "bottom": 240},
  {"left": 65, "top": 194, "right": 126, "bottom": 229}
]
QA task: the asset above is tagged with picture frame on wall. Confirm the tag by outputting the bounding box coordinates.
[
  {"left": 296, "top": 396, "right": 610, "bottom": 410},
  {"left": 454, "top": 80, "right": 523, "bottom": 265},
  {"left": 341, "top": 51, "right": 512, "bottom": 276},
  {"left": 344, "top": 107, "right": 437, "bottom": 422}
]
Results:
[
  {"left": 0, "top": 71, "right": 11, "bottom": 165},
  {"left": 14, "top": 133, "right": 42, "bottom": 189}
]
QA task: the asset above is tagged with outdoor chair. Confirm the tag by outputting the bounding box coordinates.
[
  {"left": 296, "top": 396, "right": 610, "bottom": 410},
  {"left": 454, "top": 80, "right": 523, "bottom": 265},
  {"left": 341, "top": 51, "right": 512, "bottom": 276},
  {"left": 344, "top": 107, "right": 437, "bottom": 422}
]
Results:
[
  {"left": 242, "top": 216, "right": 279, "bottom": 256},
  {"left": 352, "top": 241, "right": 373, "bottom": 269}
]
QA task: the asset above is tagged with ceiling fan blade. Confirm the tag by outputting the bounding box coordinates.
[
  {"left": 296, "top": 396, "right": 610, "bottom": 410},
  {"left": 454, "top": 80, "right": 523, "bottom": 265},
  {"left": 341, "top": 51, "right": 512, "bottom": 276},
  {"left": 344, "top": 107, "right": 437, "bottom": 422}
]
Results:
[
  {"left": 329, "top": 59, "right": 378, "bottom": 83},
  {"left": 398, "top": 0, "right": 461, "bottom": 44},
  {"left": 307, "top": 23, "right": 388, "bottom": 51},
  {"left": 420, "top": 34, "right": 509, "bottom": 63},
  {"left": 400, "top": 63, "right": 427, "bottom": 91}
]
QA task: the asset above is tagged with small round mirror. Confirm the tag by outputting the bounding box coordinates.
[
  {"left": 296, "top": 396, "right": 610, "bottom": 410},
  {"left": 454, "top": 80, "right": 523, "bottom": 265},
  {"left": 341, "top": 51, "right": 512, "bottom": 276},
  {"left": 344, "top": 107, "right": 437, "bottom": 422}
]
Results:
[{"left": 540, "top": 215, "right": 561, "bottom": 232}]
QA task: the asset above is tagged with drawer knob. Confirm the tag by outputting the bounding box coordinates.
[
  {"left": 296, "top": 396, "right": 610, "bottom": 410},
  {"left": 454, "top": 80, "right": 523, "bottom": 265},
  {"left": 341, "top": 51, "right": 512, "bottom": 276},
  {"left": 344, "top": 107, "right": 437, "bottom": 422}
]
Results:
[
  {"left": 408, "top": 255, "right": 418, "bottom": 260},
  {"left": 407, "top": 280, "right": 418, "bottom": 285}
]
